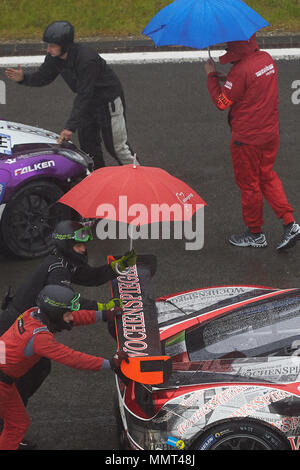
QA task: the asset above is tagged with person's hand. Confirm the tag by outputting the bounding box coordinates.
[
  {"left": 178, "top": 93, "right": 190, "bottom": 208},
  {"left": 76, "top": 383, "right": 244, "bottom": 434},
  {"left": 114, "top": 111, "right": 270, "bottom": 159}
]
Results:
[
  {"left": 110, "top": 249, "right": 137, "bottom": 273},
  {"left": 97, "top": 297, "right": 123, "bottom": 313},
  {"left": 110, "top": 350, "right": 129, "bottom": 370},
  {"left": 102, "top": 306, "right": 123, "bottom": 323},
  {"left": 204, "top": 58, "right": 217, "bottom": 75},
  {"left": 5, "top": 65, "right": 24, "bottom": 82},
  {"left": 57, "top": 129, "right": 72, "bottom": 144},
  {"left": 215, "top": 71, "right": 227, "bottom": 82}
]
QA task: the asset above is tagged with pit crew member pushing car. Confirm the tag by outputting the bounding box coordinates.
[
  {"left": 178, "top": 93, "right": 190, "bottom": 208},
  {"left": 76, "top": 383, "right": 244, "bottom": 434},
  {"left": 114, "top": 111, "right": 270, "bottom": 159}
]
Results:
[
  {"left": 0, "top": 219, "right": 136, "bottom": 447},
  {"left": 0, "top": 284, "right": 129, "bottom": 450}
]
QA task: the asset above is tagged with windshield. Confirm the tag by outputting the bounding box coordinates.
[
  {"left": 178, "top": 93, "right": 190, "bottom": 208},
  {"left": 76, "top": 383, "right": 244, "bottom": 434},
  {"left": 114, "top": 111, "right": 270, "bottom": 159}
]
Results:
[{"left": 186, "top": 294, "right": 300, "bottom": 361}]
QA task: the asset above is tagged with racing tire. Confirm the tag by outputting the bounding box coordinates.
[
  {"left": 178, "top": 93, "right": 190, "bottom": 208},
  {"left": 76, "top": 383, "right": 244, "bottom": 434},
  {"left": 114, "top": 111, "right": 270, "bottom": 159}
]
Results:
[
  {"left": 0, "top": 180, "right": 73, "bottom": 259},
  {"left": 113, "top": 392, "right": 130, "bottom": 450},
  {"left": 193, "top": 418, "right": 290, "bottom": 450}
]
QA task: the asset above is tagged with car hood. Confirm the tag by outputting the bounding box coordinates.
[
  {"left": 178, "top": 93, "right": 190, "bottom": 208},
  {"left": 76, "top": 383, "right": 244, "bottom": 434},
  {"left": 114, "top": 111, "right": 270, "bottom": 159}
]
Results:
[
  {"left": 0, "top": 120, "right": 93, "bottom": 171},
  {"left": 0, "top": 120, "right": 58, "bottom": 156}
]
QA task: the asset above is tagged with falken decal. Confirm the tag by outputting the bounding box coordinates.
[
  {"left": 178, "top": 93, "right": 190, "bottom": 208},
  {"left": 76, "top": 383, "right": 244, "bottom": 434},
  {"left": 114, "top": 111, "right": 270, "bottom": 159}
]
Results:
[{"left": 14, "top": 160, "right": 55, "bottom": 176}]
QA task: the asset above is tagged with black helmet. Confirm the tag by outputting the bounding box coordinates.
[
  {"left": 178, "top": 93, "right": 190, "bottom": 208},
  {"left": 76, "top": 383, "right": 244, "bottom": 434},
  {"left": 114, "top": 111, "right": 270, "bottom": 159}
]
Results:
[
  {"left": 36, "top": 284, "right": 80, "bottom": 332},
  {"left": 52, "top": 220, "right": 93, "bottom": 265},
  {"left": 43, "top": 21, "right": 74, "bottom": 54}
]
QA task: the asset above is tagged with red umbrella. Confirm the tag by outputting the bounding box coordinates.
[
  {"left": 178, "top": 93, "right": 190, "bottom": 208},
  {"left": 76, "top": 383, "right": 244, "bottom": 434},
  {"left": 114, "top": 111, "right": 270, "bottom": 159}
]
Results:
[{"left": 59, "top": 164, "right": 206, "bottom": 249}]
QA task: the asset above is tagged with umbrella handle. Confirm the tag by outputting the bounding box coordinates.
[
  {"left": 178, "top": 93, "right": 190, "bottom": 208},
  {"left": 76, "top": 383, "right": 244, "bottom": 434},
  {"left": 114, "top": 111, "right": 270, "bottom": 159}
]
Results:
[
  {"left": 208, "top": 47, "right": 211, "bottom": 59},
  {"left": 114, "top": 225, "right": 134, "bottom": 275},
  {"left": 133, "top": 153, "right": 137, "bottom": 168},
  {"left": 114, "top": 262, "right": 130, "bottom": 276}
]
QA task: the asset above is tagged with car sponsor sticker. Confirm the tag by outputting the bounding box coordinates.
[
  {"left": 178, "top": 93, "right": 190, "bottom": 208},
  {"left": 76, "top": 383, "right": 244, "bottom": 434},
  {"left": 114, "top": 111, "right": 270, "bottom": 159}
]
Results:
[
  {"left": 110, "top": 259, "right": 161, "bottom": 358},
  {"left": 0, "top": 133, "right": 12, "bottom": 155},
  {"left": 14, "top": 160, "right": 55, "bottom": 176},
  {"left": 0, "top": 182, "right": 5, "bottom": 204},
  {"left": 287, "top": 437, "right": 300, "bottom": 451},
  {"left": 199, "top": 434, "right": 217, "bottom": 450},
  {"left": 166, "top": 436, "right": 185, "bottom": 449}
]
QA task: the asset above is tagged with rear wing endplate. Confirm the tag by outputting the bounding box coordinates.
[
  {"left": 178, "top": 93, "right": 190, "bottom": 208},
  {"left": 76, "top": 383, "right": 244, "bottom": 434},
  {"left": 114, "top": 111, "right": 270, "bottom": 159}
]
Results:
[{"left": 108, "top": 254, "right": 172, "bottom": 385}]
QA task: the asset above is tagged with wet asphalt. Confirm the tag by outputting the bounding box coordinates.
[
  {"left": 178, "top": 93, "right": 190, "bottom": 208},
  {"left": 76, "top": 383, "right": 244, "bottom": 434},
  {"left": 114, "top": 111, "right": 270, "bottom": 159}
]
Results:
[{"left": 0, "top": 57, "right": 299, "bottom": 451}]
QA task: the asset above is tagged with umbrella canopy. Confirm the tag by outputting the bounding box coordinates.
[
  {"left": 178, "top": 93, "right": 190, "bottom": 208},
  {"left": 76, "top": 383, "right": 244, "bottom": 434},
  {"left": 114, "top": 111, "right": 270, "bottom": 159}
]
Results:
[
  {"left": 59, "top": 165, "right": 206, "bottom": 226},
  {"left": 142, "top": 0, "right": 269, "bottom": 50}
]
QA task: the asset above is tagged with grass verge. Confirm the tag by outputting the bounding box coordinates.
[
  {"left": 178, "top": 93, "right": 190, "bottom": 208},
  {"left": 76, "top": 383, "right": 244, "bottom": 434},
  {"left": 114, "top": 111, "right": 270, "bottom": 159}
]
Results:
[{"left": 0, "top": 0, "right": 299, "bottom": 41}]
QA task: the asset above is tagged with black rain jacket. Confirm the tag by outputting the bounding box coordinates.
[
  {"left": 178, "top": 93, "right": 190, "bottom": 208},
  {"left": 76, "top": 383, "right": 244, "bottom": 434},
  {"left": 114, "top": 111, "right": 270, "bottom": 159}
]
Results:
[
  {"left": 20, "top": 43, "right": 123, "bottom": 131},
  {"left": 0, "top": 253, "right": 117, "bottom": 335}
]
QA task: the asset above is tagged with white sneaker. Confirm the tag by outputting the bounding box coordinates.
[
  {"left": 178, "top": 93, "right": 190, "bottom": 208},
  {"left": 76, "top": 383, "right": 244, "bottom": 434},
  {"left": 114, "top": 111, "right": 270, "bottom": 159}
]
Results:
[
  {"left": 229, "top": 229, "right": 268, "bottom": 248},
  {"left": 276, "top": 222, "right": 300, "bottom": 250}
]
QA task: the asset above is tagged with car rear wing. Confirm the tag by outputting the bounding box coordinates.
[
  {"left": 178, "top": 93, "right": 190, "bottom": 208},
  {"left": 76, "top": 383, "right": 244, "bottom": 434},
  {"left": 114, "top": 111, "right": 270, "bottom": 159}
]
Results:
[{"left": 107, "top": 254, "right": 172, "bottom": 385}]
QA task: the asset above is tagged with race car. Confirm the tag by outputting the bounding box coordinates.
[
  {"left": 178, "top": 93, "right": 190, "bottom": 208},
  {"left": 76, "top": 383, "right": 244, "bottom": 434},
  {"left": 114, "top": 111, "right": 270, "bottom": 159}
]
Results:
[
  {"left": 0, "top": 120, "right": 92, "bottom": 258},
  {"left": 110, "top": 256, "right": 300, "bottom": 450}
]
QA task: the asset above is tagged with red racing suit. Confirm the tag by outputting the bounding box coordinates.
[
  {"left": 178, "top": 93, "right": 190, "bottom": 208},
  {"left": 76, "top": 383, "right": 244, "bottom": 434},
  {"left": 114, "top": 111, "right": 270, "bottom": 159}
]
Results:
[
  {"left": 0, "top": 307, "right": 107, "bottom": 450},
  {"left": 206, "top": 35, "right": 294, "bottom": 232}
]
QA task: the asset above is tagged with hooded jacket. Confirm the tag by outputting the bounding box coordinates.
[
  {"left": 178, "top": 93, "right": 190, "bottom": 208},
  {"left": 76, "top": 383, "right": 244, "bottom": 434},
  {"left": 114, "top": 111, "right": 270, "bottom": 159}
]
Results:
[
  {"left": 0, "top": 252, "right": 117, "bottom": 336},
  {"left": 207, "top": 35, "right": 279, "bottom": 145},
  {"left": 20, "top": 43, "right": 123, "bottom": 131}
]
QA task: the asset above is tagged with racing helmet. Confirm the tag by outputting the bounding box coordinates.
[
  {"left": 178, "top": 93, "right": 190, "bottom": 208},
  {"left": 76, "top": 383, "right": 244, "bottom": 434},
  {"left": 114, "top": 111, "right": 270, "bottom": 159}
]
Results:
[
  {"left": 36, "top": 284, "right": 81, "bottom": 332},
  {"left": 52, "top": 220, "right": 93, "bottom": 265},
  {"left": 43, "top": 21, "right": 74, "bottom": 55}
]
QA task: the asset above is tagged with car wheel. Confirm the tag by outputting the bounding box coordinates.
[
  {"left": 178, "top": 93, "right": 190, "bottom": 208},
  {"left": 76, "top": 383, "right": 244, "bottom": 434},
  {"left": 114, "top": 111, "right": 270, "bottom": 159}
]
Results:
[
  {"left": 0, "top": 180, "right": 73, "bottom": 259},
  {"left": 113, "top": 392, "right": 130, "bottom": 450},
  {"left": 194, "top": 418, "right": 289, "bottom": 450}
]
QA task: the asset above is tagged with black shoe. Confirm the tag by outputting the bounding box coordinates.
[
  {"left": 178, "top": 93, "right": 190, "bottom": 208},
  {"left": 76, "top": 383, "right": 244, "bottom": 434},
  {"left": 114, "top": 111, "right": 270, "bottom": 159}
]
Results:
[
  {"left": 229, "top": 229, "right": 267, "bottom": 248},
  {"left": 18, "top": 439, "right": 37, "bottom": 450},
  {"left": 276, "top": 222, "right": 300, "bottom": 250}
]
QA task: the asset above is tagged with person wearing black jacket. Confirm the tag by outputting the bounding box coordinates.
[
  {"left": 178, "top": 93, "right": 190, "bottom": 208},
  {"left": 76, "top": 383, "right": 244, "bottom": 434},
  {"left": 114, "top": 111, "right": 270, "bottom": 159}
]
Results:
[
  {"left": 0, "top": 220, "right": 137, "bottom": 335},
  {"left": 0, "top": 220, "right": 136, "bottom": 448},
  {"left": 5, "top": 20, "right": 137, "bottom": 169}
]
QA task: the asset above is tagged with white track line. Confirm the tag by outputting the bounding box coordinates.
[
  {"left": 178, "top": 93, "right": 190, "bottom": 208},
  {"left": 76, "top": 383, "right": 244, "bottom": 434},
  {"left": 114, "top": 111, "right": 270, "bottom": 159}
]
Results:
[{"left": 0, "top": 48, "right": 300, "bottom": 67}]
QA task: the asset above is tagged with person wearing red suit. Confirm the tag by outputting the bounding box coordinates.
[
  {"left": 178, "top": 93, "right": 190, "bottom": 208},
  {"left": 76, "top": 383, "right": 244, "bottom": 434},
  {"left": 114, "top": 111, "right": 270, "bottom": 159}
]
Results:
[
  {"left": 205, "top": 34, "right": 300, "bottom": 250},
  {"left": 0, "top": 284, "right": 127, "bottom": 450}
]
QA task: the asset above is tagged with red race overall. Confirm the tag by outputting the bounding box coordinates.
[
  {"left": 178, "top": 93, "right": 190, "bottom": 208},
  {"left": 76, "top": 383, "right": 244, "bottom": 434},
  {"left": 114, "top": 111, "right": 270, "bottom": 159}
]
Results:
[
  {"left": 207, "top": 34, "right": 294, "bottom": 232},
  {"left": 0, "top": 308, "right": 106, "bottom": 450}
]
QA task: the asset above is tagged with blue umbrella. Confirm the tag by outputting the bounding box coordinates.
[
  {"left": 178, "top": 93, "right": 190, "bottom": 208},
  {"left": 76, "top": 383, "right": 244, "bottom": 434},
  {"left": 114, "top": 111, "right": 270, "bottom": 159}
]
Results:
[{"left": 142, "top": 0, "right": 269, "bottom": 50}]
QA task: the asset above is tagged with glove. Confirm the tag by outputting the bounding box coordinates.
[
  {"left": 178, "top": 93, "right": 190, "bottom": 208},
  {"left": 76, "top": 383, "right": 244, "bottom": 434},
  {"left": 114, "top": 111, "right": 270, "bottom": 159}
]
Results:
[
  {"left": 110, "top": 350, "right": 130, "bottom": 371},
  {"left": 97, "top": 298, "right": 123, "bottom": 312},
  {"left": 102, "top": 306, "right": 123, "bottom": 323},
  {"left": 110, "top": 249, "right": 137, "bottom": 273}
]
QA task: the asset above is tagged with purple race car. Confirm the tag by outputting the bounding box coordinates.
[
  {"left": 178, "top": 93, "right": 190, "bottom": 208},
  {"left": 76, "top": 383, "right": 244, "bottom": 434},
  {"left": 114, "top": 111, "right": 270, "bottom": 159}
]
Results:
[{"left": 0, "top": 120, "right": 93, "bottom": 258}]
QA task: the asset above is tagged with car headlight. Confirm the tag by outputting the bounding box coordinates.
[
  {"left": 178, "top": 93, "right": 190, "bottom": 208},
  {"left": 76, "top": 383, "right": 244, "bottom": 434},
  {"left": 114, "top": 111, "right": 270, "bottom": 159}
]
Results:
[{"left": 58, "top": 149, "right": 89, "bottom": 168}]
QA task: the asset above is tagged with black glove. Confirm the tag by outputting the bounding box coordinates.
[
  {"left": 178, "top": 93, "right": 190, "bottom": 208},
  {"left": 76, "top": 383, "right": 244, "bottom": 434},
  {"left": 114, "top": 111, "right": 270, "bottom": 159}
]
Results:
[
  {"left": 110, "top": 350, "right": 130, "bottom": 371},
  {"left": 102, "top": 306, "right": 123, "bottom": 323}
]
